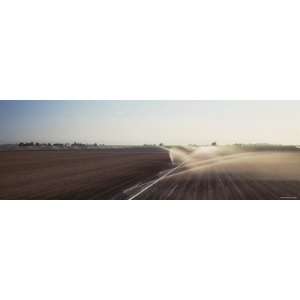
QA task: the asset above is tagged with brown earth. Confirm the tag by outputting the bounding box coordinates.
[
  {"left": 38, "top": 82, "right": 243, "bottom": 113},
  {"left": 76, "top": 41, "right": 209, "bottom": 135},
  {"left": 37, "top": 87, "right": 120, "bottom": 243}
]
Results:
[
  {"left": 0, "top": 148, "right": 171, "bottom": 199},
  {"left": 133, "top": 151, "right": 300, "bottom": 200},
  {"left": 2, "top": 148, "right": 300, "bottom": 200}
]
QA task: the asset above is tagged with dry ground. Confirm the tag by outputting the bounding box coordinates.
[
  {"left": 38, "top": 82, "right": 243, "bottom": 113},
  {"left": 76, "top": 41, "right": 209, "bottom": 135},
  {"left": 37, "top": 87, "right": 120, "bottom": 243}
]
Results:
[
  {"left": 1, "top": 147, "right": 300, "bottom": 200},
  {"left": 0, "top": 148, "right": 170, "bottom": 199}
]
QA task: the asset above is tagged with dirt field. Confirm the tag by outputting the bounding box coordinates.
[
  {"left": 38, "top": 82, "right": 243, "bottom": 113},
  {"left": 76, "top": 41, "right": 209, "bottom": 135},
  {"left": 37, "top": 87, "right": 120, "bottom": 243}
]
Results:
[
  {"left": 1, "top": 147, "right": 300, "bottom": 200},
  {"left": 0, "top": 148, "right": 171, "bottom": 199},
  {"left": 132, "top": 151, "right": 300, "bottom": 200}
]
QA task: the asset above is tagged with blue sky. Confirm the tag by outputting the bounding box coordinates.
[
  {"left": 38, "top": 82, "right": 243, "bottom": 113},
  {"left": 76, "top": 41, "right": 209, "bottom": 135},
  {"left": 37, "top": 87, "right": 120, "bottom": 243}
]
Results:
[{"left": 0, "top": 100, "right": 299, "bottom": 145}]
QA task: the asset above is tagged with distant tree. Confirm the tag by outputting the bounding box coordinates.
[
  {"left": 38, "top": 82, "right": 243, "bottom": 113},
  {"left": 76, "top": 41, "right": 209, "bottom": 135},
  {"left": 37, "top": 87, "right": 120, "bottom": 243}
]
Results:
[
  {"left": 211, "top": 142, "right": 217, "bottom": 146},
  {"left": 19, "top": 142, "right": 25, "bottom": 147}
]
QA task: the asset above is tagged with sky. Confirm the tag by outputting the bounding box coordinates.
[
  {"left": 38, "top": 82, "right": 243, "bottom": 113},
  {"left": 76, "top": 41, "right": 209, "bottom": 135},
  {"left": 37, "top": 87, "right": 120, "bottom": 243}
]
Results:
[{"left": 0, "top": 100, "right": 299, "bottom": 145}]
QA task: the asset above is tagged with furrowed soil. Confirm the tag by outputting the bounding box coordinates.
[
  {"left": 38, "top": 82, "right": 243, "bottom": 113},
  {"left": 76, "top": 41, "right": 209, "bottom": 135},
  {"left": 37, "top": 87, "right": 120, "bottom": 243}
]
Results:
[
  {"left": 135, "top": 151, "right": 300, "bottom": 200},
  {"left": 0, "top": 148, "right": 171, "bottom": 199}
]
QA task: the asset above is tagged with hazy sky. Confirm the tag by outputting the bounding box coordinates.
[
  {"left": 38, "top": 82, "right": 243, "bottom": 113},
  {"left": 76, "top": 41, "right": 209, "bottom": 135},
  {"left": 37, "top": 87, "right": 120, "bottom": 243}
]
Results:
[{"left": 0, "top": 101, "right": 299, "bottom": 145}]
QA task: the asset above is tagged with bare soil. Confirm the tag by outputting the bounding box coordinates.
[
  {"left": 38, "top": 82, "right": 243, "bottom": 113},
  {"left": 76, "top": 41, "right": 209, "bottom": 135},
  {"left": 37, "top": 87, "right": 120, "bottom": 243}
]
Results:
[
  {"left": 135, "top": 151, "right": 300, "bottom": 199},
  {"left": 0, "top": 148, "right": 170, "bottom": 199}
]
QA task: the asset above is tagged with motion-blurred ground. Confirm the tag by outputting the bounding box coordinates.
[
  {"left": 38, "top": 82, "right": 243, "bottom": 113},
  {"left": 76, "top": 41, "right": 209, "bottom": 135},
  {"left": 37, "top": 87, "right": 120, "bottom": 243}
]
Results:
[
  {"left": 0, "top": 148, "right": 170, "bottom": 199},
  {"left": 134, "top": 147, "right": 300, "bottom": 199},
  {"left": 1, "top": 146, "right": 300, "bottom": 199}
]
